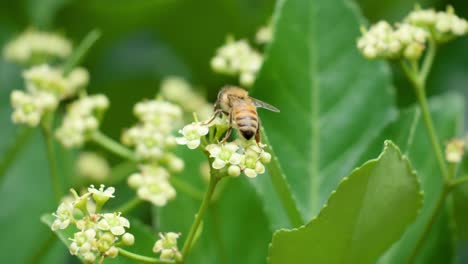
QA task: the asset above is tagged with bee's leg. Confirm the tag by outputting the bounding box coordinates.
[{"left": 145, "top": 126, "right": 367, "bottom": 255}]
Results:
[
  {"left": 255, "top": 127, "right": 261, "bottom": 145},
  {"left": 202, "top": 109, "right": 222, "bottom": 125},
  {"left": 220, "top": 109, "right": 233, "bottom": 144}
]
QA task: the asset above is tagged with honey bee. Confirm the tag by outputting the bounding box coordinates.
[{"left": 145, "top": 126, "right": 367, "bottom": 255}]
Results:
[{"left": 206, "top": 86, "right": 280, "bottom": 144}]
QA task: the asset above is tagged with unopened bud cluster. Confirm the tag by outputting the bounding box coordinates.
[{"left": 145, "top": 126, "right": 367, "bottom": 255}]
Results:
[
  {"left": 122, "top": 99, "right": 184, "bottom": 169},
  {"left": 128, "top": 165, "right": 176, "bottom": 206},
  {"left": 50, "top": 185, "right": 134, "bottom": 263},
  {"left": 211, "top": 37, "right": 263, "bottom": 87},
  {"left": 153, "top": 232, "right": 182, "bottom": 262},
  {"left": 56, "top": 94, "right": 109, "bottom": 147},
  {"left": 160, "top": 77, "right": 213, "bottom": 121},
  {"left": 405, "top": 6, "right": 468, "bottom": 42},
  {"left": 357, "top": 21, "right": 428, "bottom": 60},
  {"left": 3, "top": 29, "right": 72, "bottom": 64},
  {"left": 10, "top": 64, "right": 89, "bottom": 127},
  {"left": 358, "top": 6, "right": 468, "bottom": 60}
]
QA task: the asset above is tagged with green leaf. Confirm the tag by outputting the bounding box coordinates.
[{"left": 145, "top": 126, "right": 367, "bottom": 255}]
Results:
[
  {"left": 251, "top": 0, "right": 396, "bottom": 225},
  {"left": 374, "top": 93, "right": 464, "bottom": 263},
  {"left": 268, "top": 141, "right": 422, "bottom": 264}
]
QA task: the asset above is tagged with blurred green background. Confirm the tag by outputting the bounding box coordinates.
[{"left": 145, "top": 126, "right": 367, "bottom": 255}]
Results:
[{"left": 0, "top": 0, "right": 467, "bottom": 263}]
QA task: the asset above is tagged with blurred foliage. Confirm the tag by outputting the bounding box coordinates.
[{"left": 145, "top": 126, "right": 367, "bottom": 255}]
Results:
[{"left": 0, "top": 0, "right": 467, "bottom": 263}]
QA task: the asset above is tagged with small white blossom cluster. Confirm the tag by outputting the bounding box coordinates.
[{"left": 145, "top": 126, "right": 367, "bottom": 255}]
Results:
[
  {"left": 357, "top": 21, "right": 428, "bottom": 60},
  {"left": 358, "top": 6, "right": 468, "bottom": 60},
  {"left": 445, "top": 138, "right": 465, "bottom": 163},
  {"left": 405, "top": 6, "right": 468, "bottom": 42},
  {"left": 122, "top": 99, "right": 184, "bottom": 169},
  {"left": 153, "top": 232, "right": 182, "bottom": 262},
  {"left": 175, "top": 122, "right": 209, "bottom": 149},
  {"left": 56, "top": 94, "right": 109, "bottom": 148},
  {"left": 128, "top": 165, "right": 176, "bottom": 207},
  {"left": 211, "top": 37, "right": 263, "bottom": 87},
  {"left": 206, "top": 140, "right": 271, "bottom": 178},
  {"left": 10, "top": 64, "right": 89, "bottom": 127},
  {"left": 3, "top": 29, "right": 72, "bottom": 64},
  {"left": 160, "top": 76, "right": 213, "bottom": 121},
  {"left": 51, "top": 185, "right": 134, "bottom": 264},
  {"left": 76, "top": 152, "right": 110, "bottom": 181}
]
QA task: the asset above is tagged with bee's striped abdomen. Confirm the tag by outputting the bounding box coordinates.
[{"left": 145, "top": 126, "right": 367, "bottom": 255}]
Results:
[{"left": 234, "top": 106, "right": 258, "bottom": 140}]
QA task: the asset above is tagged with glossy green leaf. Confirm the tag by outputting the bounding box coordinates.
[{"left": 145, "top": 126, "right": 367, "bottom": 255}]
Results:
[
  {"left": 268, "top": 141, "right": 422, "bottom": 264},
  {"left": 373, "top": 93, "right": 464, "bottom": 263},
  {"left": 251, "top": 0, "right": 396, "bottom": 225}
]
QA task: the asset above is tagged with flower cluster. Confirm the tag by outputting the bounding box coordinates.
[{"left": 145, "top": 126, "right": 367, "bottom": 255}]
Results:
[
  {"left": 122, "top": 99, "right": 183, "bottom": 168},
  {"left": 160, "top": 76, "right": 213, "bottom": 121},
  {"left": 10, "top": 64, "right": 89, "bottom": 127},
  {"left": 76, "top": 152, "right": 110, "bottom": 181},
  {"left": 206, "top": 140, "right": 271, "bottom": 178},
  {"left": 405, "top": 6, "right": 468, "bottom": 42},
  {"left": 357, "top": 21, "right": 428, "bottom": 60},
  {"left": 56, "top": 94, "right": 109, "bottom": 147},
  {"left": 153, "top": 232, "right": 182, "bottom": 262},
  {"left": 445, "top": 138, "right": 465, "bottom": 163},
  {"left": 128, "top": 165, "right": 176, "bottom": 206},
  {"left": 358, "top": 6, "right": 468, "bottom": 60},
  {"left": 176, "top": 116, "right": 271, "bottom": 178},
  {"left": 211, "top": 37, "right": 263, "bottom": 87},
  {"left": 50, "top": 185, "right": 134, "bottom": 263},
  {"left": 3, "top": 29, "right": 72, "bottom": 64}
]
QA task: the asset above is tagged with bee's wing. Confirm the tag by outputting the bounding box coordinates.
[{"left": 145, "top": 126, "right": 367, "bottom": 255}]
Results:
[{"left": 250, "top": 97, "right": 280, "bottom": 112}]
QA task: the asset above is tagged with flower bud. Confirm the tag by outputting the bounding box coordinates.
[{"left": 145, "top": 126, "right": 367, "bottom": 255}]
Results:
[{"left": 122, "top": 233, "right": 135, "bottom": 246}]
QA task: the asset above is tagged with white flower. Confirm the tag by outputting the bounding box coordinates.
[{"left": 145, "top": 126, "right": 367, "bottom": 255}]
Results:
[
  {"left": 76, "top": 152, "right": 110, "bottom": 181},
  {"left": 211, "top": 37, "right": 263, "bottom": 87},
  {"left": 3, "top": 29, "right": 72, "bottom": 64},
  {"left": 97, "top": 213, "right": 130, "bottom": 236},
  {"left": 10, "top": 90, "right": 58, "bottom": 126},
  {"left": 445, "top": 138, "right": 465, "bottom": 163},
  {"left": 153, "top": 232, "right": 181, "bottom": 261},
  {"left": 176, "top": 122, "right": 209, "bottom": 149},
  {"left": 206, "top": 143, "right": 243, "bottom": 169},
  {"left": 51, "top": 201, "right": 75, "bottom": 230},
  {"left": 56, "top": 94, "right": 109, "bottom": 147},
  {"left": 88, "top": 184, "right": 115, "bottom": 206}
]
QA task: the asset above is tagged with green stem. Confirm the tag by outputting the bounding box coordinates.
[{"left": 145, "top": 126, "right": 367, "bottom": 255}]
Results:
[
  {"left": 118, "top": 248, "right": 174, "bottom": 264},
  {"left": 261, "top": 129, "right": 304, "bottom": 227},
  {"left": 41, "top": 117, "right": 63, "bottom": 202},
  {"left": 62, "top": 29, "right": 101, "bottom": 76},
  {"left": 116, "top": 197, "right": 142, "bottom": 214},
  {"left": 181, "top": 170, "right": 220, "bottom": 260},
  {"left": 407, "top": 187, "right": 448, "bottom": 263},
  {"left": 420, "top": 38, "right": 436, "bottom": 84},
  {"left": 0, "top": 127, "right": 33, "bottom": 184},
  {"left": 170, "top": 177, "right": 204, "bottom": 201},
  {"left": 449, "top": 176, "right": 468, "bottom": 190},
  {"left": 91, "top": 131, "right": 138, "bottom": 161},
  {"left": 400, "top": 61, "right": 448, "bottom": 181}
]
